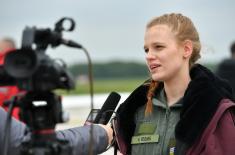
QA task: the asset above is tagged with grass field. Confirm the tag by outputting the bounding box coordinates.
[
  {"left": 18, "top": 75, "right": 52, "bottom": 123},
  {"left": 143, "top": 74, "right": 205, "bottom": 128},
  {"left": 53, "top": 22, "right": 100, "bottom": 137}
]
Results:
[{"left": 57, "top": 78, "right": 147, "bottom": 95}]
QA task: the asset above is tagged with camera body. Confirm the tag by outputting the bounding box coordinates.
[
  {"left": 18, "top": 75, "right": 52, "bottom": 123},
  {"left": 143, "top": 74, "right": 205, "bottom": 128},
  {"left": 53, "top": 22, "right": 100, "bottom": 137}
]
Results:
[{"left": 4, "top": 47, "right": 74, "bottom": 91}]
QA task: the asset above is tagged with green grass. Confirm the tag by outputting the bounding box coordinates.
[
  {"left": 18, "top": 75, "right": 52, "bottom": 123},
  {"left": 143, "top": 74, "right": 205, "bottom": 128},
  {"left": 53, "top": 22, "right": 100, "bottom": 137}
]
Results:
[{"left": 56, "top": 78, "right": 147, "bottom": 95}]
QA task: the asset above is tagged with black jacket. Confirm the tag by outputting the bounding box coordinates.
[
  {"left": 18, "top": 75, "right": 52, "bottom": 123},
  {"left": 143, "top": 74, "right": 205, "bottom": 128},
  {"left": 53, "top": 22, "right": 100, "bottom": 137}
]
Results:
[{"left": 116, "top": 64, "right": 234, "bottom": 155}]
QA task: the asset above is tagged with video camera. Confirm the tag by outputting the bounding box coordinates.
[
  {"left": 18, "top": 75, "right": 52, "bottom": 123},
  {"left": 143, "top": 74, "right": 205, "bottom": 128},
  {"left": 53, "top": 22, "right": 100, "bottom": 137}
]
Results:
[
  {"left": 0, "top": 17, "right": 76, "bottom": 91},
  {"left": 1, "top": 17, "right": 80, "bottom": 155}
]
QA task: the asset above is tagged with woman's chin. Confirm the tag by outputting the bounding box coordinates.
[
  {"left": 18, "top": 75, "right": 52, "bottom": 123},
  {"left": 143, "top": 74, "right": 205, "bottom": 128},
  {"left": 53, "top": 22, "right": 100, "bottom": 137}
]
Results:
[{"left": 151, "top": 75, "right": 164, "bottom": 81}]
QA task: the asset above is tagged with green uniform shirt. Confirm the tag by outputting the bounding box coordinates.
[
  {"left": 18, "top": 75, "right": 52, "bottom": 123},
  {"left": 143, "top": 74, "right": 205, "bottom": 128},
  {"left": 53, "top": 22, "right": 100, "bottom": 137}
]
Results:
[{"left": 131, "top": 89, "right": 182, "bottom": 155}]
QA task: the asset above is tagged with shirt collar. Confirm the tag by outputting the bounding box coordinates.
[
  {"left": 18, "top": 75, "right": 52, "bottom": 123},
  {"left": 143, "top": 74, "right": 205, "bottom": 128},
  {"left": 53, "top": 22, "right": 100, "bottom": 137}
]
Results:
[{"left": 152, "top": 88, "right": 182, "bottom": 109}]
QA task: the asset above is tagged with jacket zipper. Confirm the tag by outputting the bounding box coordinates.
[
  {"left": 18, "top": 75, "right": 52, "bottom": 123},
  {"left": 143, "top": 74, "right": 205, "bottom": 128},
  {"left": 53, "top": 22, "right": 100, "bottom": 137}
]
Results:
[{"left": 161, "top": 108, "right": 170, "bottom": 155}]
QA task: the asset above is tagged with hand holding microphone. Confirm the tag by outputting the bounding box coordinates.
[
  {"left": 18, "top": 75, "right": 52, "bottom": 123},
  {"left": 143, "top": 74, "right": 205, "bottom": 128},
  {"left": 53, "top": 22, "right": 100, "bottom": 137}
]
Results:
[
  {"left": 97, "top": 124, "right": 114, "bottom": 145},
  {"left": 85, "top": 92, "right": 121, "bottom": 125},
  {"left": 85, "top": 92, "right": 121, "bottom": 145}
]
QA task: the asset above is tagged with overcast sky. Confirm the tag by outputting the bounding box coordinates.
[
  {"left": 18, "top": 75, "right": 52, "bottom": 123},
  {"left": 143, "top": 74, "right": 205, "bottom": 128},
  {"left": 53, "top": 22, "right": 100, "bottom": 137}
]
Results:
[{"left": 1, "top": 0, "right": 235, "bottom": 65}]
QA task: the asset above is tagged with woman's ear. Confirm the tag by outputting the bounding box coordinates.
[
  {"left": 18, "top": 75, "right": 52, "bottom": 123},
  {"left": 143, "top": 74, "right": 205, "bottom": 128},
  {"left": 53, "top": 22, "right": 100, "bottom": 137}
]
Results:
[{"left": 183, "top": 40, "right": 193, "bottom": 59}]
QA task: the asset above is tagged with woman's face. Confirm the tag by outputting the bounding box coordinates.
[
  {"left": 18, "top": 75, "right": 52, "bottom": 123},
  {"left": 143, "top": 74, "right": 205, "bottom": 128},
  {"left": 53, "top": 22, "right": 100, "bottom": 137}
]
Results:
[{"left": 144, "top": 24, "right": 188, "bottom": 82}]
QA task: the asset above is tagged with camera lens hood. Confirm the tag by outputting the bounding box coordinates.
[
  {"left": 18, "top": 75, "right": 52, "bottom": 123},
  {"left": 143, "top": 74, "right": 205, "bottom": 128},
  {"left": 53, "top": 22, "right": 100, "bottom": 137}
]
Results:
[{"left": 4, "top": 49, "right": 38, "bottom": 78}]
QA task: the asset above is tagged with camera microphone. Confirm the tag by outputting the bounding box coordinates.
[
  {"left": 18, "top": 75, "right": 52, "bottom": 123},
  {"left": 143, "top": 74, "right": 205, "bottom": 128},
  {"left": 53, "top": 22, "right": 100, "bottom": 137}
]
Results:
[
  {"left": 60, "top": 39, "right": 83, "bottom": 49},
  {"left": 85, "top": 92, "right": 121, "bottom": 125}
]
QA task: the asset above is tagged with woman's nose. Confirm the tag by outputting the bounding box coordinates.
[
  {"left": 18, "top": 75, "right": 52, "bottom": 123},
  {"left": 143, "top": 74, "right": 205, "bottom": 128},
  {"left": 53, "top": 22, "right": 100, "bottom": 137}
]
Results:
[{"left": 145, "top": 50, "right": 155, "bottom": 60}]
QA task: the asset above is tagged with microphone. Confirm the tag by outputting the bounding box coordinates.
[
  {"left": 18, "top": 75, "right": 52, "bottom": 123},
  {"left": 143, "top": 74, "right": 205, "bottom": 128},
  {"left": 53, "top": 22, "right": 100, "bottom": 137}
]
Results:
[
  {"left": 61, "top": 39, "right": 83, "bottom": 49},
  {"left": 95, "top": 92, "right": 121, "bottom": 124},
  {"left": 85, "top": 92, "right": 121, "bottom": 125}
]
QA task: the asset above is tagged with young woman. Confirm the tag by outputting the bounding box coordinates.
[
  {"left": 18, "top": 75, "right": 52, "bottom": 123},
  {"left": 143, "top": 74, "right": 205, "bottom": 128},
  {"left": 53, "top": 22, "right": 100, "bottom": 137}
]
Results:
[{"left": 114, "top": 13, "right": 235, "bottom": 155}]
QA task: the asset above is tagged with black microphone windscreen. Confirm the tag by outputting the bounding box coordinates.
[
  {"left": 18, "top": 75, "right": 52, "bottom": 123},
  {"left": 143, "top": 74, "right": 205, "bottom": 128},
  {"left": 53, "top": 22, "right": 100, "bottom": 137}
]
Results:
[{"left": 94, "top": 92, "right": 121, "bottom": 124}]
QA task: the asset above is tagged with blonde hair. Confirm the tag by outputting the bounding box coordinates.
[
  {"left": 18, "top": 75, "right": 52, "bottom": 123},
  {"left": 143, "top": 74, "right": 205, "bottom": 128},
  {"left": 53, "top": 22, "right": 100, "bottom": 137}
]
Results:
[{"left": 145, "top": 13, "right": 201, "bottom": 116}]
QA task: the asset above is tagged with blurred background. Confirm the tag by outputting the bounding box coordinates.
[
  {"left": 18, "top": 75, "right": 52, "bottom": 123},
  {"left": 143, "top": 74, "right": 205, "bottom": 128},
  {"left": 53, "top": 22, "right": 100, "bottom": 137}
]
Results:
[
  {"left": 1, "top": 0, "right": 235, "bottom": 65},
  {"left": 1, "top": 0, "right": 235, "bottom": 154}
]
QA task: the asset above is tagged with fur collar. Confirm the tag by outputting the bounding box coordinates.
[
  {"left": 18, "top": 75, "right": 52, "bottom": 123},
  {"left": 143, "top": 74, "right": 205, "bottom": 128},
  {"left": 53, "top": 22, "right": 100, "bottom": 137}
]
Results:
[{"left": 175, "top": 64, "right": 234, "bottom": 146}]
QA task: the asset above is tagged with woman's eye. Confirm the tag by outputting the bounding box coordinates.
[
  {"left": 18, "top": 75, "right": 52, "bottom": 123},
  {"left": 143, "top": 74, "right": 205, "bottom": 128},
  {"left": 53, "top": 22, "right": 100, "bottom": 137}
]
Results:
[
  {"left": 144, "top": 48, "right": 149, "bottom": 53},
  {"left": 155, "top": 45, "right": 164, "bottom": 49}
]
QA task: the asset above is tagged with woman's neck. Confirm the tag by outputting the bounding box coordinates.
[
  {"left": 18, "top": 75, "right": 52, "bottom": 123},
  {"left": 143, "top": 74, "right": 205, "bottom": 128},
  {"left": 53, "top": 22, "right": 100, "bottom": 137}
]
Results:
[{"left": 164, "top": 72, "right": 191, "bottom": 107}]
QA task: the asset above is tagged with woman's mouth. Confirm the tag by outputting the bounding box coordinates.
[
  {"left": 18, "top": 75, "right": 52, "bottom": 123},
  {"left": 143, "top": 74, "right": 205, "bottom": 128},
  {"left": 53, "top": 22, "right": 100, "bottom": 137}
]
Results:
[{"left": 150, "top": 64, "right": 161, "bottom": 71}]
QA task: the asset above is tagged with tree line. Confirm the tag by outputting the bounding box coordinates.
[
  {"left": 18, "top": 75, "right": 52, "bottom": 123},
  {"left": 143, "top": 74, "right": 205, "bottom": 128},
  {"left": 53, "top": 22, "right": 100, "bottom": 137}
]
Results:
[
  {"left": 68, "top": 61, "right": 149, "bottom": 79},
  {"left": 68, "top": 61, "right": 218, "bottom": 80}
]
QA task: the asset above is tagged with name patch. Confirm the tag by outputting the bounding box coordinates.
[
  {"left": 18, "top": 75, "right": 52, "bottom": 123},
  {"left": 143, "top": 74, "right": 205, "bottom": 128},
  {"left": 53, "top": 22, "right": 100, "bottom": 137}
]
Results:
[{"left": 131, "top": 134, "right": 159, "bottom": 144}]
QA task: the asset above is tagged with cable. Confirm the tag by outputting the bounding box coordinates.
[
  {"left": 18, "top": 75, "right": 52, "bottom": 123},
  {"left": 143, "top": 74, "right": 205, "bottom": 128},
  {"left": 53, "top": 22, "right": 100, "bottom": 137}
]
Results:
[
  {"left": 72, "top": 44, "right": 95, "bottom": 155},
  {"left": 82, "top": 46, "right": 94, "bottom": 155}
]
